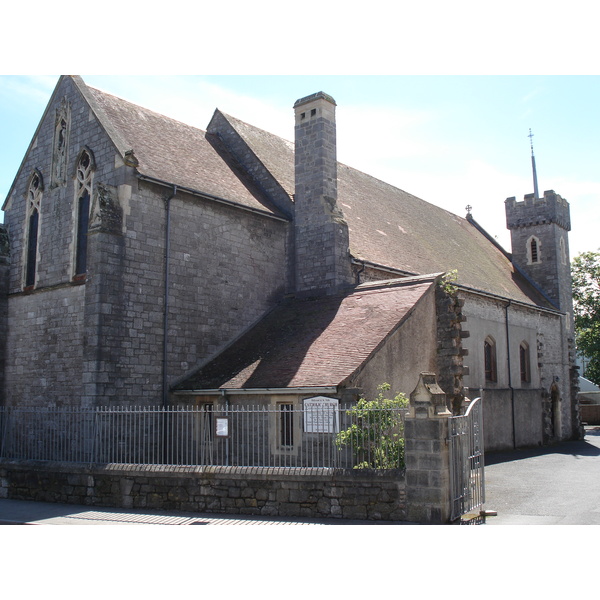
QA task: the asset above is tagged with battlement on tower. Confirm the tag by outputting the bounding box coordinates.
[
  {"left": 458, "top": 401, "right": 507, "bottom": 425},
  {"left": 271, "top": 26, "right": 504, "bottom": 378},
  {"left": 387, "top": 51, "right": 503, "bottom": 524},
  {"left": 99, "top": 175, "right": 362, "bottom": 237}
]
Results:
[{"left": 505, "top": 189, "right": 571, "bottom": 231}]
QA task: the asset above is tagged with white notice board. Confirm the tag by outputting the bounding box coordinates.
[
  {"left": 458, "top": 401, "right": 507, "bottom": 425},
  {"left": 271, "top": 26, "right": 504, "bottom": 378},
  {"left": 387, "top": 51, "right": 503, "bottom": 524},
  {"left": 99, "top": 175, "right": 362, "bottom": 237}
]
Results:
[{"left": 303, "top": 397, "right": 339, "bottom": 433}]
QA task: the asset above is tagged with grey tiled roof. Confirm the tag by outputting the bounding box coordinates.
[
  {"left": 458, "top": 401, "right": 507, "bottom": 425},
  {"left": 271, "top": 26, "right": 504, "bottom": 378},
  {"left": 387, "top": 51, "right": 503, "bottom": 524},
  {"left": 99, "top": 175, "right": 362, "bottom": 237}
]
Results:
[
  {"left": 75, "top": 78, "right": 284, "bottom": 218},
  {"left": 219, "top": 112, "right": 551, "bottom": 307},
  {"left": 75, "top": 77, "right": 551, "bottom": 307}
]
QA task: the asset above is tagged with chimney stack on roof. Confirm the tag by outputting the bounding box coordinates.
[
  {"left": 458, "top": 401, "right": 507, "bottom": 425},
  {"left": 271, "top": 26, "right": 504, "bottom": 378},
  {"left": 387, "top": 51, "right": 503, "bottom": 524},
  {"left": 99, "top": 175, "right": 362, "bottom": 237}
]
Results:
[{"left": 293, "top": 92, "right": 353, "bottom": 295}]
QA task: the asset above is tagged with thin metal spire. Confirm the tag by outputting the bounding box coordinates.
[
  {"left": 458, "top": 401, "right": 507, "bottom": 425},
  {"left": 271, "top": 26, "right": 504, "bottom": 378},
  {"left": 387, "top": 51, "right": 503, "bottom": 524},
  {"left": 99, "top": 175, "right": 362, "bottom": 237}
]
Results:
[{"left": 528, "top": 128, "right": 540, "bottom": 199}]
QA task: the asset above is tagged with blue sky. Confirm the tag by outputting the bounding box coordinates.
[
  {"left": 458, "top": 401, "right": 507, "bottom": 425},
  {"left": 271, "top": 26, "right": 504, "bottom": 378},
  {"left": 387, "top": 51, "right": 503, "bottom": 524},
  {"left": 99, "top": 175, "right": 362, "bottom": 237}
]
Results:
[{"left": 1, "top": 74, "right": 598, "bottom": 258}]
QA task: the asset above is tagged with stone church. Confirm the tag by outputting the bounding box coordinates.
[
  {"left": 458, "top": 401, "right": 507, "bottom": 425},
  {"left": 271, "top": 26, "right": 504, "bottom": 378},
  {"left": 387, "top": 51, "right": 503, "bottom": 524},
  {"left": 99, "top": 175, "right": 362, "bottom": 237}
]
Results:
[{"left": 0, "top": 76, "right": 581, "bottom": 451}]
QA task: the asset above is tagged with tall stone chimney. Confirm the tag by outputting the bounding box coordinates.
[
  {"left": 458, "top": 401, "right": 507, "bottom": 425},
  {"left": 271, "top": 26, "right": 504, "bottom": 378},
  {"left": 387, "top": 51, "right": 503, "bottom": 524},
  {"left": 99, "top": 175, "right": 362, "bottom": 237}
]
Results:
[{"left": 293, "top": 92, "right": 353, "bottom": 295}]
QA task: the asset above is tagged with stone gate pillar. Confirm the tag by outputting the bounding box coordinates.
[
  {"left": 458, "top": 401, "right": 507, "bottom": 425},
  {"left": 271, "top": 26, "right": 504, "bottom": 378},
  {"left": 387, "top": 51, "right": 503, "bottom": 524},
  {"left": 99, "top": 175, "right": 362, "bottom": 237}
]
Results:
[{"left": 404, "top": 372, "right": 452, "bottom": 524}]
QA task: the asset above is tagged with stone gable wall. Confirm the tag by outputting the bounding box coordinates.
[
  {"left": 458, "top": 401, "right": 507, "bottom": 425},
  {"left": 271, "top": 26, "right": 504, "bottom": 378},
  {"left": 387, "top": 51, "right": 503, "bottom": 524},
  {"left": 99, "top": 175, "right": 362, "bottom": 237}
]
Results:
[
  {"left": 2, "top": 77, "right": 289, "bottom": 407},
  {"left": 2, "top": 77, "right": 129, "bottom": 407}
]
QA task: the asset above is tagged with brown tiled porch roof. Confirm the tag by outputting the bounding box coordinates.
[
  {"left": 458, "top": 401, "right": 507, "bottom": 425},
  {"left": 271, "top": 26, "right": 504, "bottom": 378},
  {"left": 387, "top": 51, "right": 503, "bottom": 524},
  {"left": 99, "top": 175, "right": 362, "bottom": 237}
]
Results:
[{"left": 175, "top": 276, "right": 437, "bottom": 391}]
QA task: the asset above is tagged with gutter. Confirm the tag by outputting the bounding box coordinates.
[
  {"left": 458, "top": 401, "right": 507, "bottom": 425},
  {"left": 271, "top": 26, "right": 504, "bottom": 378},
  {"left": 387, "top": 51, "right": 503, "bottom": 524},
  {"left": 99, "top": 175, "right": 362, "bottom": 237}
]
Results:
[
  {"left": 456, "top": 283, "right": 563, "bottom": 317},
  {"left": 350, "top": 257, "right": 417, "bottom": 278},
  {"left": 173, "top": 387, "right": 338, "bottom": 397}
]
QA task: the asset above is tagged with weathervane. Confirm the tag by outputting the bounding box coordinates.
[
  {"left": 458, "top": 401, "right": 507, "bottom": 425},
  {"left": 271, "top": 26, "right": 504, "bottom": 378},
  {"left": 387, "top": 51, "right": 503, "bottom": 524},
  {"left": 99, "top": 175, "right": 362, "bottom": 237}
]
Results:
[{"left": 529, "top": 128, "right": 540, "bottom": 199}]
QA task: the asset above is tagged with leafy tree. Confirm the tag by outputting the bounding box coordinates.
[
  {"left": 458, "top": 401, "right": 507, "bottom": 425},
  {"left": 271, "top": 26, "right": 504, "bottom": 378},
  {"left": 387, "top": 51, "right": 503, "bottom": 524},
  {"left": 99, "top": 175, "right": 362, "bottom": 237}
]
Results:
[
  {"left": 572, "top": 250, "right": 600, "bottom": 386},
  {"left": 336, "top": 383, "right": 408, "bottom": 469}
]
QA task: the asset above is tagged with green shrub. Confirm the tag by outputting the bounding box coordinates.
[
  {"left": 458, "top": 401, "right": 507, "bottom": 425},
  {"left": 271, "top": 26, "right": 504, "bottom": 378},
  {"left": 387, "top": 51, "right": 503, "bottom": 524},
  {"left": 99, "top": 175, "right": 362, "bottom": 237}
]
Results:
[{"left": 336, "top": 383, "right": 408, "bottom": 469}]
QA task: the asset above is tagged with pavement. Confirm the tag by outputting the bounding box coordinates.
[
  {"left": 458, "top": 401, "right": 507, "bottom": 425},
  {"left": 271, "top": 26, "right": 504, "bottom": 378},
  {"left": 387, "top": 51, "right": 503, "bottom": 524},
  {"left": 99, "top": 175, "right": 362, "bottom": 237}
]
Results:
[
  {"left": 0, "top": 497, "right": 407, "bottom": 526},
  {"left": 2, "top": 426, "right": 599, "bottom": 526}
]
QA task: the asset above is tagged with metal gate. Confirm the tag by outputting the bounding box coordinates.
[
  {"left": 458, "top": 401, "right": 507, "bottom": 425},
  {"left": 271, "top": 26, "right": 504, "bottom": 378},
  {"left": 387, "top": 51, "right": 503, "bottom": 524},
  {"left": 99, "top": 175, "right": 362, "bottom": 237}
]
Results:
[{"left": 449, "top": 396, "right": 485, "bottom": 522}]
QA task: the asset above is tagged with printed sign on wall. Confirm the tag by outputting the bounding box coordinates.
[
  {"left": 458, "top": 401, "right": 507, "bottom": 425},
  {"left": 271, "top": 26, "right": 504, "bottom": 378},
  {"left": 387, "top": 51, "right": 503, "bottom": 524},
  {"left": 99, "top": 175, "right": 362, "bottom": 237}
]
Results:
[{"left": 303, "top": 397, "right": 339, "bottom": 433}]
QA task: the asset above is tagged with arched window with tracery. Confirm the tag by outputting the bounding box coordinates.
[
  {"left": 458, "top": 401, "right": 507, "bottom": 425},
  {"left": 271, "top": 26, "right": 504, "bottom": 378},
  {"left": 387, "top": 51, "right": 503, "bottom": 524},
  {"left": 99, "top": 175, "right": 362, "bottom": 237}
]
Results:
[
  {"left": 24, "top": 171, "right": 43, "bottom": 288},
  {"left": 74, "top": 150, "right": 93, "bottom": 278},
  {"left": 484, "top": 336, "right": 497, "bottom": 383}
]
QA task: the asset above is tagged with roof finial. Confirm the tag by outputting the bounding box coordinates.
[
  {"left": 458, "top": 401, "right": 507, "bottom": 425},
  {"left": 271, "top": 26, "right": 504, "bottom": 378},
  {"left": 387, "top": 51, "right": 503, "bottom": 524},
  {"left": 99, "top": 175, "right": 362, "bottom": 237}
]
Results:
[{"left": 528, "top": 129, "right": 540, "bottom": 200}]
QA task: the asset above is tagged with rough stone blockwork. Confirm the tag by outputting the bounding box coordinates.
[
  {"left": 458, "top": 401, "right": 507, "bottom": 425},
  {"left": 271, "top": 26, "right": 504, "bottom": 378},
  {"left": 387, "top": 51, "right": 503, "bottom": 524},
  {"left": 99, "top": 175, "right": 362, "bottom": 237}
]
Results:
[
  {"left": 435, "top": 284, "right": 468, "bottom": 414},
  {"left": 0, "top": 462, "right": 407, "bottom": 522}
]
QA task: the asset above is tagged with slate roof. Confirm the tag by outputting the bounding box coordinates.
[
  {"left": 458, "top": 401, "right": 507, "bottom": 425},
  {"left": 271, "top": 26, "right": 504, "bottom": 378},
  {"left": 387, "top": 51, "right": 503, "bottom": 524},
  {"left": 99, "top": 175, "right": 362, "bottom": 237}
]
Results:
[
  {"left": 73, "top": 77, "right": 285, "bottom": 218},
  {"left": 219, "top": 112, "right": 551, "bottom": 307},
  {"left": 175, "top": 277, "right": 436, "bottom": 391},
  {"left": 73, "top": 76, "right": 552, "bottom": 308}
]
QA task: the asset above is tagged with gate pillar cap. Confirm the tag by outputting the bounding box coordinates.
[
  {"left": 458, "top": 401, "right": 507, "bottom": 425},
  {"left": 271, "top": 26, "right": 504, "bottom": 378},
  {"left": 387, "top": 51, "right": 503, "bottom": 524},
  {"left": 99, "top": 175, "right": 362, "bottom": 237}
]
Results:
[{"left": 408, "top": 372, "right": 452, "bottom": 419}]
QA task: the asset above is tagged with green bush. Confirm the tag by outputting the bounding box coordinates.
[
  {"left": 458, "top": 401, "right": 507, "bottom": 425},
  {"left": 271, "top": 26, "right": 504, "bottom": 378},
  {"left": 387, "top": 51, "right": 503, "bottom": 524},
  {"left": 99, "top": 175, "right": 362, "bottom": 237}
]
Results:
[{"left": 336, "top": 383, "right": 408, "bottom": 469}]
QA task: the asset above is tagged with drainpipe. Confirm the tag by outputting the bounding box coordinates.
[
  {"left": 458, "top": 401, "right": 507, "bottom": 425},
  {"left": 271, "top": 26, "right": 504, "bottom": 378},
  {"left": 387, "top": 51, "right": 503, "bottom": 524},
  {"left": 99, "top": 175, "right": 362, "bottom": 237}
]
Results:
[
  {"left": 355, "top": 260, "right": 365, "bottom": 285},
  {"left": 162, "top": 186, "right": 177, "bottom": 408},
  {"left": 505, "top": 300, "right": 516, "bottom": 448}
]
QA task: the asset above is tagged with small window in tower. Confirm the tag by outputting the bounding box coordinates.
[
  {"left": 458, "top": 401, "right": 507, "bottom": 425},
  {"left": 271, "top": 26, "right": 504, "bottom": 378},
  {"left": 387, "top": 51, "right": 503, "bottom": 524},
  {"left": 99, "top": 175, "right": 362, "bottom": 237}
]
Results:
[
  {"left": 531, "top": 239, "right": 538, "bottom": 262},
  {"left": 527, "top": 236, "right": 541, "bottom": 265},
  {"left": 311, "top": 108, "right": 316, "bottom": 117},
  {"left": 484, "top": 337, "right": 497, "bottom": 383}
]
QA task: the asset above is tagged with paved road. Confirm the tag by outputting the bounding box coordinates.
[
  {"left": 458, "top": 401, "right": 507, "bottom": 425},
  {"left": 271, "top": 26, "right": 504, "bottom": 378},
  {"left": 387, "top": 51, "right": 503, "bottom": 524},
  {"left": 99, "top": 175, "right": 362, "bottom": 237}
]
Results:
[{"left": 483, "top": 426, "right": 600, "bottom": 525}]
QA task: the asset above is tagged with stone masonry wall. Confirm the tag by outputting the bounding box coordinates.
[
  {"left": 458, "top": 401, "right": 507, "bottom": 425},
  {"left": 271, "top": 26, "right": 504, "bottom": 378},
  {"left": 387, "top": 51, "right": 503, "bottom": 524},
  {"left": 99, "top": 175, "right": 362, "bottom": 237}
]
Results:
[
  {"left": 2, "top": 75, "right": 290, "bottom": 407},
  {"left": 0, "top": 225, "right": 8, "bottom": 405},
  {"left": 2, "top": 77, "right": 129, "bottom": 407},
  {"left": 0, "top": 461, "right": 407, "bottom": 522},
  {"left": 6, "top": 286, "right": 85, "bottom": 406}
]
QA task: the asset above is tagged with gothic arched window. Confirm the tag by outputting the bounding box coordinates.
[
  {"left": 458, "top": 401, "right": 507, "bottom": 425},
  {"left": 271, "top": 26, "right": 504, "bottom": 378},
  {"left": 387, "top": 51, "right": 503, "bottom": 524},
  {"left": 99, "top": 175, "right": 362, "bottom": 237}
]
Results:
[
  {"left": 25, "top": 171, "right": 43, "bottom": 288},
  {"left": 484, "top": 336, "right": 497, "bottom": 383},
  {"left": 74, "top": 150, "right": 93, "bottom": 278}
]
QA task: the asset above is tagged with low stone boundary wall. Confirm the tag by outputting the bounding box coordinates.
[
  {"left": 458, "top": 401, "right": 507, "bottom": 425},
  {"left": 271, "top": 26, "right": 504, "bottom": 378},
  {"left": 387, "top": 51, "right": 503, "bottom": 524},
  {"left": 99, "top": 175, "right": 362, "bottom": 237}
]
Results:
[{"left": 0, "top": 460, "right": 407, "bottom": 522}]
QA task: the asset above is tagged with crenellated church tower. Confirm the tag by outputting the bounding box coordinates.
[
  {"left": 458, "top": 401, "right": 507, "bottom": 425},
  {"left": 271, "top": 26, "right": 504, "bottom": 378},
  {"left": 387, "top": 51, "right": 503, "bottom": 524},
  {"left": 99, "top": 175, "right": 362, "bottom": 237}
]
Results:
[
  {"left": 504, "top": 133, "right": 581, "bottom": 443},
  {"left": 505, "top": 190, "right": 573, "bottom": 318},
  {"left": 504, "top": 132, "right": 574, "bottom": 322}
]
